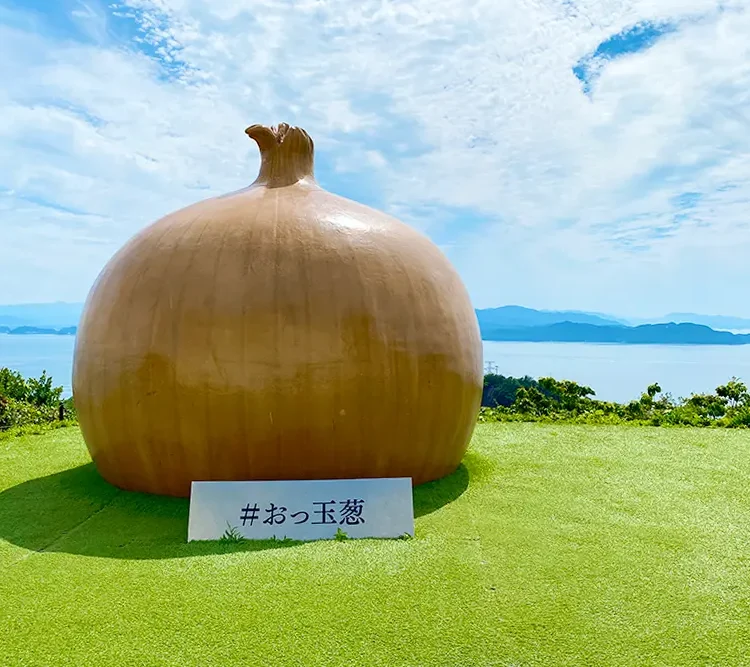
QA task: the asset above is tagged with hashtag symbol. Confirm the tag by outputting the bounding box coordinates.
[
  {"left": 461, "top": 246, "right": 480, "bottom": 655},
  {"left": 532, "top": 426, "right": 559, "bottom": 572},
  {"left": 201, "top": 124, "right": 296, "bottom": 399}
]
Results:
[{"left": 240, "top": 503, "right": 259, "bottom": 526}]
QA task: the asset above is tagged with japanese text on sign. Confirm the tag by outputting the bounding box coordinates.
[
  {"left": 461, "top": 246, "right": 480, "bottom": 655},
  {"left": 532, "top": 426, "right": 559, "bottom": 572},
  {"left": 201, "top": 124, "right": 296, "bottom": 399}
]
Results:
[
  {"left": 239, "top": 499, "right": 366, "bottom": 527},
  {"left": 187, "top": 478, "right": 414, "bottom": 541}
]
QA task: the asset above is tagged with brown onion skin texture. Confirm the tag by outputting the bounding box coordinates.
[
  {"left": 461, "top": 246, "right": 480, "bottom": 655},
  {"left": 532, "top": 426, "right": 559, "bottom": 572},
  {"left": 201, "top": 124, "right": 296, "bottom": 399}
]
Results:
[{"left": 72, "top": 124, "right": 483, "bottom": 497}]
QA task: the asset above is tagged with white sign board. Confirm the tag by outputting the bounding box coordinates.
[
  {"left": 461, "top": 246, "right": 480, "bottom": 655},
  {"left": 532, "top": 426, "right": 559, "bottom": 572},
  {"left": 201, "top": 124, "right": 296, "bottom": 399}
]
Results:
[{"left": 187, "top": 477, "right": 414, "bottom": 542}]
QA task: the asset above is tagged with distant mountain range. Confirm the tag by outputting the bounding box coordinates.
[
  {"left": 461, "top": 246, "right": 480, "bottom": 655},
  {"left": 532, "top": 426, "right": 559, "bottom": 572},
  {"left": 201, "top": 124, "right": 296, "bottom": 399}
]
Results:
[
  {"left": 476, "top": 306, "right": 628, "bottom": 329},
  {"left": 2, "top": 301, "right": 750, "bottom": 345},
  {"left": 476, "top": 305, "right": 750, "bottom": 331}
]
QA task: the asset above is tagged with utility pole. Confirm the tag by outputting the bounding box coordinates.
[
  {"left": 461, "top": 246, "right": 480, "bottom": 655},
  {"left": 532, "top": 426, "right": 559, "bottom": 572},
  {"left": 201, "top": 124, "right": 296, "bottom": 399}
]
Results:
[{"left": 484, "top": 361, "right": 499, "bottom": 375}]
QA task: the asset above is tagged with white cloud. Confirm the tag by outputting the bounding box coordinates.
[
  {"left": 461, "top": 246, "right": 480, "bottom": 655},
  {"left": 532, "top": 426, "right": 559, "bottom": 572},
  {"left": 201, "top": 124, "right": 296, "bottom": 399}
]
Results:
[{"left": 1, "top": 0, "right": 750, "bottom": 317}]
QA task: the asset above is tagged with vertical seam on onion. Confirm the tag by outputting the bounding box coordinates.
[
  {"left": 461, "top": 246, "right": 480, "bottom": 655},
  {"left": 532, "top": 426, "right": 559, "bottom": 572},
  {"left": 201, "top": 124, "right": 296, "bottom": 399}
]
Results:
[
  {"left": 171, "top": 214, "right": 216, "bottom": 490},
  {"left": 103, "top": 219, "right": 181, "bottom": 488},
  {"left": 339, "top": 205, "right": 369, "bottom": 478},
  {"left": 199, "top": 213, "right": 224, "bottom": 480},
  {"left": 145, "top": 215, "right": 206, "bottom": 494},
  {"left": 388, "top": 241, "right": 424, "bottom": 479},
  {"left": 271, "top": 187, "right": 282, "bottom": 477},
  {"left": 240, "top": 191, "right": 267, "bottom": 482},
  {"left": 324, "top": 202, "right": 348, "bottom": 476},
  {"left": 241, "top": 192, "right": 274, "bottom": 476}
]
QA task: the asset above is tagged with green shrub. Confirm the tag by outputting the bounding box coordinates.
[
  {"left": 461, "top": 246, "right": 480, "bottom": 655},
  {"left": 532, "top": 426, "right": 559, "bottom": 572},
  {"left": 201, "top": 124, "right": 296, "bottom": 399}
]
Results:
[
  {"left": 26, "top": 370, "right": 63, "bottom": 408},
  {"left": 717, "top": 407, "right": 750, "bottom": 428},
  {"left": 656, "top": 405, "right": 711, "bottom": 427},
  {"left": 0, "top": 367, "right": 29, "bottom": 402},
  {"left": 0, "top": 367, "right": 67, "bottom": 431},
  {"left": 0, "top": 396, "right": 57, "bottom": 430},
  {"left": 482, "top": 373, "right": 543, "bottom": 408},
  {"left": 477, "top": 373, "right": 750, "bottom": 430}
]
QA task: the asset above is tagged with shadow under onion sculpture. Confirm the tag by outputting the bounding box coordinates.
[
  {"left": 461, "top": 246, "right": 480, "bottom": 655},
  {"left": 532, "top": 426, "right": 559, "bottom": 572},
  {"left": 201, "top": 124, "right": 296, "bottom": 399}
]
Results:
[{"left": 72, "top": 123, "right": 483, "bottom": 497}]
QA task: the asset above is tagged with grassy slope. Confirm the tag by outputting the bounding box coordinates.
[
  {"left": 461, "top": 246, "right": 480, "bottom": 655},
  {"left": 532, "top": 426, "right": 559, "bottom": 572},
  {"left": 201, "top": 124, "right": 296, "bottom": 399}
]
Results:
[{"left": 1, "top": 424, "right": 749, "bottom": 666}]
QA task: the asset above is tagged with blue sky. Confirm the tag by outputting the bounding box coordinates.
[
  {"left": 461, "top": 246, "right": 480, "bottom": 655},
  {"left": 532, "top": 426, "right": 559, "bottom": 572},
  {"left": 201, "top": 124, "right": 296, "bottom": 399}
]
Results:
[{"left": 2, "top": 0, "right": 750, "bottom": 317}]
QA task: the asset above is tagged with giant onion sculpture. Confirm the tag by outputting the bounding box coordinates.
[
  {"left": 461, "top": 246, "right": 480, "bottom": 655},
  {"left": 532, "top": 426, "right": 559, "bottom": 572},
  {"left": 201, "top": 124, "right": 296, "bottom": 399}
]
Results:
[{"left": 72, "top": 123, "right": 483, "bottom": 497}]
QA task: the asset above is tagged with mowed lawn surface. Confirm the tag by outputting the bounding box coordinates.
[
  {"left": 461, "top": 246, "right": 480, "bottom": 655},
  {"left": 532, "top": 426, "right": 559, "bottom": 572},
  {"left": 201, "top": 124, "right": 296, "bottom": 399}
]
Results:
[{"left": 1, "top": 424, "right": 750, "bottom": 666}]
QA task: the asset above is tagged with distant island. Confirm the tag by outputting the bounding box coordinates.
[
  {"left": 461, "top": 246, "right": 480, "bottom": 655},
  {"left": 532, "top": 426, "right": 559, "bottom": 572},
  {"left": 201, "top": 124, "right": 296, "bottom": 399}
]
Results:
[
  {"left": 0, "top": 326, "right": 76, "bottom": 335},
  {"left": 629, "top": 312, "right": 750, "bottom": 330},
  {"left": 2, "top": 301, "right": 750, "bottom": 345},
  {"left": 476, "top": 306, "right": 750, "bottom": 345},
  {"left": 480, "top": 321, "right": 750, "bottom": 345}
]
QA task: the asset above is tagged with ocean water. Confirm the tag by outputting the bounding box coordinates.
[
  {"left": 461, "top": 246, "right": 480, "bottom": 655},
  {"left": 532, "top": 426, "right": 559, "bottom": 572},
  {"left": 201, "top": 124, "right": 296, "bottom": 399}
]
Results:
[
  {"left": 2, "top": 334, "right": 750, "bottom": 403},
  {"left": 0, "top": 335, "right": 77, "bottom": 397},
  {"left": 482, "top": 341, "right": 750, "bottom": 402}
]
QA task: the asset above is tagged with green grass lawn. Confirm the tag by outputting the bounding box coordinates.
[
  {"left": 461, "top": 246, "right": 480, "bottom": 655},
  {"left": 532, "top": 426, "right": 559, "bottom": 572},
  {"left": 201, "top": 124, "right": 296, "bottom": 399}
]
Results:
[{"left": 1, "top": 424, "right": 750, "bottom": 666}]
